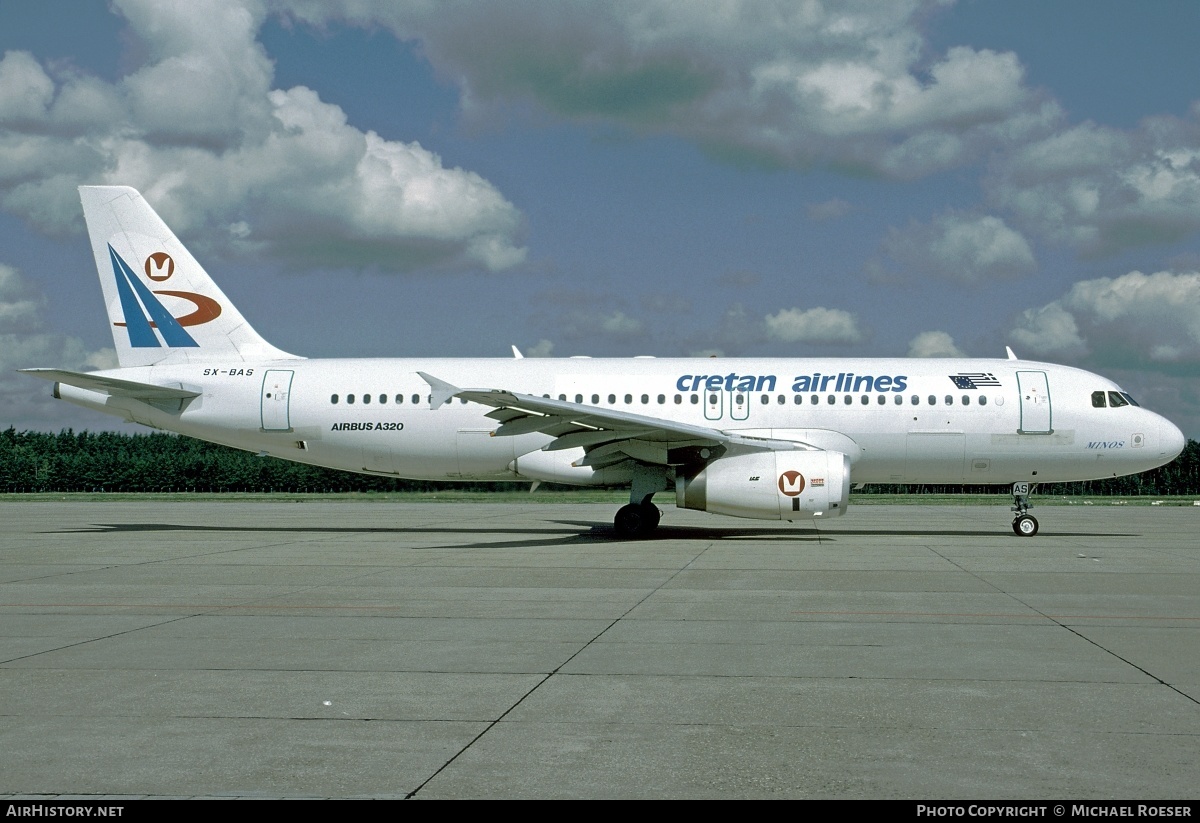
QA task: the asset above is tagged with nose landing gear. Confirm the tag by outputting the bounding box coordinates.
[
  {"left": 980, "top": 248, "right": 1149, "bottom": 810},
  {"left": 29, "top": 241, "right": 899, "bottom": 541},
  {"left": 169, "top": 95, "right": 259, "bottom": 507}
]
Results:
[{"left": 1011, "top": 482, "right": 1038, "bottom": 536}]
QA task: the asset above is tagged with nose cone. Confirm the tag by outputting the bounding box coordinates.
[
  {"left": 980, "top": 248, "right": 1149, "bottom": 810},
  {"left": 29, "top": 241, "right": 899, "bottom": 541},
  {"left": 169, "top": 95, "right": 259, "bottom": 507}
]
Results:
[{"left": 1160, "top": 418, "right": 1187, "bottom": 461}]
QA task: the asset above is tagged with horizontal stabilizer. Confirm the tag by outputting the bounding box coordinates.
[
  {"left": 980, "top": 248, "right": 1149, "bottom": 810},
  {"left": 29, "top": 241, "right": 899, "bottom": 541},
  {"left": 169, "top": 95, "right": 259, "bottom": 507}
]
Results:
[{"left": 19, "top": 368, "right": 200, "bottom": 402}]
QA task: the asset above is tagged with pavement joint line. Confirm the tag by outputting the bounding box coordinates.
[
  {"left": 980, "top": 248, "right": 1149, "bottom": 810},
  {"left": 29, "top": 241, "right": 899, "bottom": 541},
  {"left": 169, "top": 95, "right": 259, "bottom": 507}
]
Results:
[
  {"left": 402, "top": 539, "right": 718, "bottom": 799},
  {"left": 0, "top": 611, "right": 204, "bottom": 666},
  {"left": 927, "top": 543, "right": 1200, "bottom": 709}
]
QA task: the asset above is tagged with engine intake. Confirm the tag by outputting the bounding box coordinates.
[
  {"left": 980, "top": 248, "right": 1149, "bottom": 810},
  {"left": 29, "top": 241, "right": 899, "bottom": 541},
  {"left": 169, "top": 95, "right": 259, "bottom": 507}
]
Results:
[{"left": 676, "top": 450, "right": 850, "bottom": 520}]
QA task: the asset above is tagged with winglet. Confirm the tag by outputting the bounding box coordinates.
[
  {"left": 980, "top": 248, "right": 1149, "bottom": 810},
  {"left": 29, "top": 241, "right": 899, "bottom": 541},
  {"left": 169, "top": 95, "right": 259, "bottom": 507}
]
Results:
[
  {"left": 417, "top": 372, "right": 461, "bottom": 410},
  {"left": 511, "top": 345, "right": 524, "bottom": 359},
  {"left": 1006, "top": 346, "right": 1018, "bottom": 361}
]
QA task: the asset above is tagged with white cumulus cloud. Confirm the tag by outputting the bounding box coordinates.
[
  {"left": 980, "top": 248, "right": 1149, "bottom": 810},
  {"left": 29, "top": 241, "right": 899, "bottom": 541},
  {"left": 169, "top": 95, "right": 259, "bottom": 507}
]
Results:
[
  {"left": 876, "top": 212, "right": 1036, "bottom": 283},
  {"left": 986, "top": 117, "right": 1200, "bottom": 257},
  {"left": 0, "top": 263, "right": 117, "bottom": 432},
  {"left": 1010, "top": 270, "right": 1200, "bottom": 366},
  {"left": 764, "top": 306, "right": 863, "bottom": 344},
  {"left": 277, "top": 0, "right": 1058, "bottom": 179},
  {"left": 526, "top": 339, "right": 555, "bottom": 357},
  {"left": 600, "top": 311, "right": 644, "bottom": 336},
  {"left": 907, "top": 331, "right": 966, "bottom": 358},
  {"left": 0, "top": 0, "right": 526, "bottom": 272}
]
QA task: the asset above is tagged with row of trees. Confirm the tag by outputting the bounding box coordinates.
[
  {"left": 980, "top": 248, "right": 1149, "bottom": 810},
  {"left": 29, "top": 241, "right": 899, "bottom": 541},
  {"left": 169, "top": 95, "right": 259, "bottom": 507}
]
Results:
[{"left": 2, "top": 427, "right": 1198, "bottom": 495}]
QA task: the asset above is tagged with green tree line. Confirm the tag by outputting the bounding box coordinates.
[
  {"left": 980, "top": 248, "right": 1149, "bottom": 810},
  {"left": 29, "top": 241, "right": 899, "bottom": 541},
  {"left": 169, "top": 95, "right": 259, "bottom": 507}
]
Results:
[
  {"left": 0, "top": 428, "right": 508, "bottom": 493},
  {"left": 2, "top": 427, "right": 1198, "bottom": 495}
]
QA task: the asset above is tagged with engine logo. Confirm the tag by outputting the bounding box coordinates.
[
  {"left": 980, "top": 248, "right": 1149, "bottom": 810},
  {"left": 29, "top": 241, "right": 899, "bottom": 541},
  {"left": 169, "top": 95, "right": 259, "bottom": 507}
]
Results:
[{"left": 778, "top": 470, "right": 805, "bottom": 496}]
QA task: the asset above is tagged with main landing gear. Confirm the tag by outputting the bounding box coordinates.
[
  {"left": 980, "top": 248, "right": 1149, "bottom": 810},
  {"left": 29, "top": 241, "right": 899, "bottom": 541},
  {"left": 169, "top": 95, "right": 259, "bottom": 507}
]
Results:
[
  {"left": 1011, "top": 482, "right": 1038, "bottom": 536},
  {"left": 613, "top": 465, "right": 668, "bottom": 538}
]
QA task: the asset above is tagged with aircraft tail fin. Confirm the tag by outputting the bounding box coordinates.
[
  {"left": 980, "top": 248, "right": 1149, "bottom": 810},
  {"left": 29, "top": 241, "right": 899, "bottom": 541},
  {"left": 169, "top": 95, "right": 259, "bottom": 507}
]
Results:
[{"left": 79, "top": 186, "right": 298, "bottom": 367}]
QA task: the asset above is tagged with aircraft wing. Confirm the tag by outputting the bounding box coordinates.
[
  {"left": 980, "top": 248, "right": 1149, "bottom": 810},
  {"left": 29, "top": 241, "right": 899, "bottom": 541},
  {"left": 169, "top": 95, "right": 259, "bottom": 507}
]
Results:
[
  {"left": 419, "top": 371, "right": 808, "bottom": 469},
  {"left": 19, "top": 368, "right": 201, "bottom": 402}
]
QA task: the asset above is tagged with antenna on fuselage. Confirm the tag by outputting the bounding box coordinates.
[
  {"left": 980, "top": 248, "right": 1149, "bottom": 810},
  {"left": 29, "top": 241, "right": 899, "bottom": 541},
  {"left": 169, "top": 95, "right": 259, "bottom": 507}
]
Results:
[{"left": 1006, "top": 346, "right": 1018, "bottom": 360}]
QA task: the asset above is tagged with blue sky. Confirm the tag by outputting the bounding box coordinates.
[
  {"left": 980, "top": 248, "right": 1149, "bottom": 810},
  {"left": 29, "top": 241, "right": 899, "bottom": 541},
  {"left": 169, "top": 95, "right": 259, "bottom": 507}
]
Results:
[{"left": 2, "top": 0, "right": 1199, "bottom": 438}]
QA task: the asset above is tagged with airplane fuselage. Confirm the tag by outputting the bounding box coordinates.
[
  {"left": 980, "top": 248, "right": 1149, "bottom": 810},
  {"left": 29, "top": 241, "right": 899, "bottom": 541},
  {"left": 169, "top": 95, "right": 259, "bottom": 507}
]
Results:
[{"left": 54, "top": 356, "right": 1179, "bottom": 487}]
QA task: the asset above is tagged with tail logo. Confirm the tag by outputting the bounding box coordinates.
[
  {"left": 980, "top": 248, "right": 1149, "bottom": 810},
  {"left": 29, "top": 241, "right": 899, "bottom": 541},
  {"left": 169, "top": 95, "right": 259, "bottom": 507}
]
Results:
[
  {"left": 108, "top": 245, "right": 222, "bottom": 348},
  {"left": 778, "top": 470, "right": 805, "bottom": 497},
  {"left": 144, "top": 252, "right": 174, "bottom": 281}
]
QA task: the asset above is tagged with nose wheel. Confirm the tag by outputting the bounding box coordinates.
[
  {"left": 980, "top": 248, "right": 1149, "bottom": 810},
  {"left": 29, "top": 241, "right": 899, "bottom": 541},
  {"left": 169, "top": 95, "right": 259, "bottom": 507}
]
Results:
[
  {"left": 1013, "top": 513, "right": 1039, "bottom": 536},
  {"left": 1011, "top": 482, "right": 1038, "bottom": 536}
]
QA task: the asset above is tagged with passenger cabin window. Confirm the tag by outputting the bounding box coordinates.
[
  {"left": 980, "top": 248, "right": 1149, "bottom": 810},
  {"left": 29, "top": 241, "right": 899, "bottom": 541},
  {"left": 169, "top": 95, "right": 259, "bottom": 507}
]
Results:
[
  {"left": 379, "top": 394, "right": 387, "bottom": 404},
  {"left": 1108, "top": 391, "right": 1129, "bottom": 408},
  {"left": 347, "top": 395, "right": 355, "bottom": 404},
  {"left": 412, "top": 394, "right": 420, "bottom": 404},
  {"left": 979, "top": 396, "right": 987, "bottom": 406},
  {"left": 1092, "top": 391, "right": 1107, "bottom": 408},
  {"left": 395, "top": 394, "right": 403, "bottom": 404},
  {"left": 608, "top": 394, "right": 616, "bottom": 404},
  {"left": 362, "top": 394, "right": 370, "bottom": 404},
  {"left": 331, "top": 394, "right": 339, "bottom": 404},
  {"left": 592, "top": 394, "right": 599, "bottom": 404}
]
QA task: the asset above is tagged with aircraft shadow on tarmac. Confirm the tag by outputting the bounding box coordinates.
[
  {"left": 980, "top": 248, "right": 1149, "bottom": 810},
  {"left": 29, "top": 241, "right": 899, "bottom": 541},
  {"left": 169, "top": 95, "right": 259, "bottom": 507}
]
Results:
[
  {"left": 50, "top": 521, "right": 1134, "bottom": 549},
  {"left": 50, "top": 521, "right": 825, "bottom": 549}
]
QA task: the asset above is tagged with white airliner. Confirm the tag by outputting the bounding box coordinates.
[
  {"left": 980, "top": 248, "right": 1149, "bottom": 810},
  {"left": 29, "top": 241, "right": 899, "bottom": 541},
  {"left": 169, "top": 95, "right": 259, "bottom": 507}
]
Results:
[{"left": 21, "top": 186, "right": 1188, "bottom": 536}]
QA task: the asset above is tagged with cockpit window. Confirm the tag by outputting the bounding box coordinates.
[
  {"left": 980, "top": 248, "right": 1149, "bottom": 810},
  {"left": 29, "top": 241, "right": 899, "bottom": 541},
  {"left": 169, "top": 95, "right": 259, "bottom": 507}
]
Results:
[
  {"left": 1122, "top": 392, "right": 1140, "bottom": 407},
  {"left": 1091, "top": 391, "right": 1107, "bottom": 408},
  {"left": 1108, "top": 391, "right": 1129, "bottom": 408}
]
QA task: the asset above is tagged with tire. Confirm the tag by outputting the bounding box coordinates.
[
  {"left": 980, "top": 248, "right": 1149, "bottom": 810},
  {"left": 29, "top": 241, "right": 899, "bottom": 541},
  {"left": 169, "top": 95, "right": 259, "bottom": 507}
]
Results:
[
  {"left": 1013, "top": 514, "right": 1039, "bottom": 537},
  {"left": 615, "top": 503, "right": 658, "bottom": 538},
  {"left": 615, "top": 503, "right": 647, "bottom": 537}
]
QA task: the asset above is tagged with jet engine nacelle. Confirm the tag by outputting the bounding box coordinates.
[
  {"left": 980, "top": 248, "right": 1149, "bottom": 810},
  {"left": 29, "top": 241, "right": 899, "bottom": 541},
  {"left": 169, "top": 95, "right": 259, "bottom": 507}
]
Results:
[{"left": 676, "top": 450, "right": 850, "bottom": 520}]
